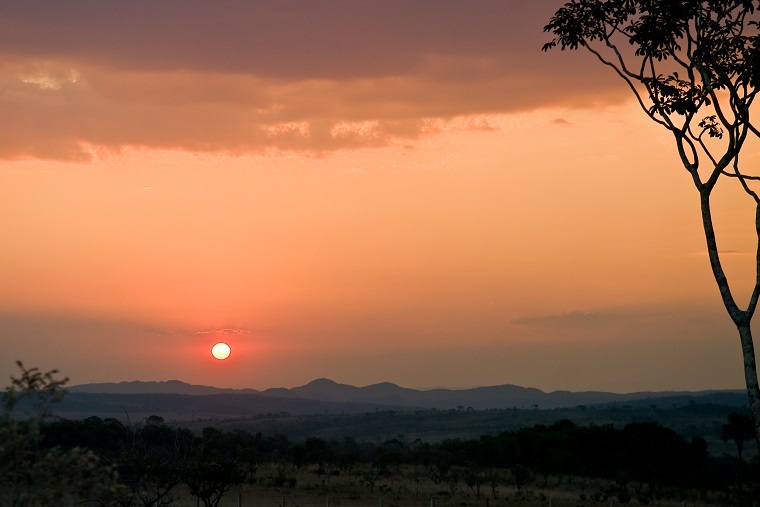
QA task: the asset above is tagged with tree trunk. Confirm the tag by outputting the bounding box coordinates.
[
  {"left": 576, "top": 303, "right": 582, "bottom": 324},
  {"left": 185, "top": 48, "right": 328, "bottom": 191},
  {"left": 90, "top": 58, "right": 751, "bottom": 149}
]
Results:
[
  {"left": 737, "top": 322, "right": 760, "bottom": 455},
  {"left": 700, "top": 190, "right": 760, "bottom": 454}
]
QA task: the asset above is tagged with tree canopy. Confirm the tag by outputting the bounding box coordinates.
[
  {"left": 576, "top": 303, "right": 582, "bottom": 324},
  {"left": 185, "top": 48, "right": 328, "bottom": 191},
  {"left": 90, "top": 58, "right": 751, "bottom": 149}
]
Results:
[{"left": 543, "top": 0, "right": 760, "bottom": 197}]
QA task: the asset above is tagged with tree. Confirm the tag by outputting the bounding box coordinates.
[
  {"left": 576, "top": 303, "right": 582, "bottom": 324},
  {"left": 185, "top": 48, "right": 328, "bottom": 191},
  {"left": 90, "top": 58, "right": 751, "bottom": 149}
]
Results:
[
  {"left": 184, "top": 427, "right": 246, "bottom": 507},
  {"left": 722, "top": 411, "right": 755, "bottom": 462},
  {"left": 118, "top": 415, "right": 193, "bottom": 506},
  {"left": 544, "top": 0, "right": 760, "bottom": 451},
  {"left": 0, "top": 361, "right": 123, "bottom": 506},
  {"left": 184, "top": 458, "right": 245, "bottom": 507}
]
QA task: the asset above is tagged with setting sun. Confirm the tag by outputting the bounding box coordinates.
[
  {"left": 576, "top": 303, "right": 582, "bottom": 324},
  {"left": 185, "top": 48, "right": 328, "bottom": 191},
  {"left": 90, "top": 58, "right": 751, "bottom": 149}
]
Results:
[{"left": 211, "top": 342, "right": 231, "bottom": 360}]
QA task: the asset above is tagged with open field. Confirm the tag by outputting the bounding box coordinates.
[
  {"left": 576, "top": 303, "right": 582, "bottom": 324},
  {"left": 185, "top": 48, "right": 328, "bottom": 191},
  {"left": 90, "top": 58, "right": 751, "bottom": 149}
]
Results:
[{"left": 164, "top": 463, "right": 737, "bottom": 507}]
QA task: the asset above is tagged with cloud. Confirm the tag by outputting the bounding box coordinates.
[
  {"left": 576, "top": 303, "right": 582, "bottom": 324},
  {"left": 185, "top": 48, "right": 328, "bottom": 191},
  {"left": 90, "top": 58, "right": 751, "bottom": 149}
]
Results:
[
  {"left": 510, "top": 303, "right": 740, "bottom": 348},
  {"left": 693, "top": 250, "right": 750, "bottom": 256},
  {"left": 194, "top": 328, "right": 253, "bottom": 336},
  {"left": 0, "top": 1, "right": 576, "bottom": 78},
  {"left": 0, "top": 0, "right": 625, "bottom": 161},
  {"left": 513, "top": 310, "right": 619, "bottom": 328}
]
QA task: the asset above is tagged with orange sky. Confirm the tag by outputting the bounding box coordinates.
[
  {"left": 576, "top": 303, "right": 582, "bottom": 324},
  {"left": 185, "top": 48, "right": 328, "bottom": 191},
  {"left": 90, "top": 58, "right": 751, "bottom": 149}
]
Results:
[{"left": 1, "top": 0, "right": 758, "bottom": 393}]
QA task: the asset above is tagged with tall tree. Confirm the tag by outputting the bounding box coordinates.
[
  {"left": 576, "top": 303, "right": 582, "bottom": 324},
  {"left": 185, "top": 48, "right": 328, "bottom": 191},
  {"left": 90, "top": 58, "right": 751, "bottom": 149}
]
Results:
[{"left": 544, "top": 0, "right": 760, "bottom": 450}]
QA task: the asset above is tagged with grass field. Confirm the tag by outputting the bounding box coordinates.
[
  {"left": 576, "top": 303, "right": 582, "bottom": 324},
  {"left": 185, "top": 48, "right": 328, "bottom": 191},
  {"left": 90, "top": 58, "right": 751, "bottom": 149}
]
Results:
[{"left": 165, "top": 463, "right": 733, "bottom": 507}]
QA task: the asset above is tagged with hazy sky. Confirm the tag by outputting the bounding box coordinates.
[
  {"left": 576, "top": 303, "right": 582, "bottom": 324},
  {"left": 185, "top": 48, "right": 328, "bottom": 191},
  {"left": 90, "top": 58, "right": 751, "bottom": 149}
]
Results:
[{"left": 1, "top": 1, "right": 758, "bottom": 393}]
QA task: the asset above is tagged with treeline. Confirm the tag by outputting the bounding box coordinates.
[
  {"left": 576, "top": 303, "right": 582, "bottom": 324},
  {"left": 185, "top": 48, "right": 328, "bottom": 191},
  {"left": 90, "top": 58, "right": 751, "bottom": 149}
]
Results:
[{"left": 36, "top": 413, "right": 756, "bottom": 505}]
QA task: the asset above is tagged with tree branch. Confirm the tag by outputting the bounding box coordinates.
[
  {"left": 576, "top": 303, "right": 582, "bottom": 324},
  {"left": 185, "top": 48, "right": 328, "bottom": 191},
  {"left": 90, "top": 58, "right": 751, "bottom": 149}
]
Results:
[{"left": 748, "top": 203, "right": 760, "bottom": 319}]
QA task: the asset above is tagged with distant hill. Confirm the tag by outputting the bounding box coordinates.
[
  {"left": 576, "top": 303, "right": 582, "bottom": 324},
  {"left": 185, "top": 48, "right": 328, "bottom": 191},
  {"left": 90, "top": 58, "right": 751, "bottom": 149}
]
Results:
[
  {"left": 69, "top": 378, "right": 747, "bottom": 411},
  {"left": 57, "top": 379, "right": 749, "bottom": 447},
  {"left": 55, "top": 392, "right": 411, "bottom": 422},
  {"left": 68, "top": 380, "right": 259, "bottom": 396}
]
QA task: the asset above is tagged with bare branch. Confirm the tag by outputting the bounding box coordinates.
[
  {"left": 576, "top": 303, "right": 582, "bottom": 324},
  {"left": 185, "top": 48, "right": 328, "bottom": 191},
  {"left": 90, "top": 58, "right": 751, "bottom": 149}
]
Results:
[
  {"left": 733, "top": 153, "right": 760, "bottom": 200},
  {"left": 584, "top": 45, "right": 670, "bottom": 129},
  {"left": 721, "top": 171, "right": 760, "bottom": 181}
]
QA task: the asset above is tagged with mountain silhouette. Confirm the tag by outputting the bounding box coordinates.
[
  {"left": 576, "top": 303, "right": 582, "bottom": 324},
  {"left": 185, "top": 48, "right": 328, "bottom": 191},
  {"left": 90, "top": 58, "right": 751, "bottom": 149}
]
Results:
[
  {"left": 68, "top": 380, "right": 260, "bottom": 396},
  {"left": 69, "top": 378, "right": 745, "bottom": 411}
]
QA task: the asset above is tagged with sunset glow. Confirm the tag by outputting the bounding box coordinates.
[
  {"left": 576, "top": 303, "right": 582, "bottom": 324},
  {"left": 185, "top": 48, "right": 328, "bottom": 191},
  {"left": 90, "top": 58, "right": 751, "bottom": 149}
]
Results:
[{"left": 0, "top": 1, "right": 756, "bottom": 393}]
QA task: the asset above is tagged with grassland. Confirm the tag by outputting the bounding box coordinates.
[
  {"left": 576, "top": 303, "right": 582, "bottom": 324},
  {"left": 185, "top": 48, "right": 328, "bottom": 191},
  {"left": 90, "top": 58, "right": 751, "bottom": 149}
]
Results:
[{"left": 166, "top": 462, "right": 733, "bottom": 507}]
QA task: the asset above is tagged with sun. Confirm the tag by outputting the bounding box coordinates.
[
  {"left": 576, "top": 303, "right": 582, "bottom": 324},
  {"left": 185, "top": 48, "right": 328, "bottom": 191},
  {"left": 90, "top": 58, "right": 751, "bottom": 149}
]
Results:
[{"left": 211, "top": 342, "right": 231, "bottom": 360}]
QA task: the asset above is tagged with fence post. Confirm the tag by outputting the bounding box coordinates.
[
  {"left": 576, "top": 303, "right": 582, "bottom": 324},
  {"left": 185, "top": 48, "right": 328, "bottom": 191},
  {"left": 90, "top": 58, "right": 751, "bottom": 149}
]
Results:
[
  {"left": 430, "top": 496, "right": 436, "bottom": 507},
  {"left": 238, "top": 492, "right": 242, "bottom": 507}
]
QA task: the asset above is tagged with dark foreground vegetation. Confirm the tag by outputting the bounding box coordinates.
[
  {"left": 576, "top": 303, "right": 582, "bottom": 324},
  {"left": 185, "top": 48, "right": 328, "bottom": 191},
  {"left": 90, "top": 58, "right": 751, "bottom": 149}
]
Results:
[{"left": 2, "top": 364, "right": 759, "bottom": 506}]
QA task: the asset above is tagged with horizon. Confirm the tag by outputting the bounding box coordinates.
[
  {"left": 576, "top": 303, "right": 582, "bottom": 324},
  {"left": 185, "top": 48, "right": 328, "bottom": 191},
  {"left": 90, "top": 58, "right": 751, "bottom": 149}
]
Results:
[
  {"left": 66, "top": 376, "right": 744, "bottom": 396},
  {"left": 2, "top": 1, "right": 757, "bottom": 395}
]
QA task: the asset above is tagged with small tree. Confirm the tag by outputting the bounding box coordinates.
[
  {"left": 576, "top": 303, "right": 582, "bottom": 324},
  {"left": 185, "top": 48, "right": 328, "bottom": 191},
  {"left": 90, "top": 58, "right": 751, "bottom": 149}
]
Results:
[
  {"left": 184, "top": 458, "right": 245, "bottom": 507},
  {"left": 722, "top": 411, "right": 755, "bottom": 462},
  {"left": 184, "top": 427, "right": 246, "bottom": 507},
  {"left": 0, "top": 361, "right": 123, "bottom": 506},
  {"left": 484, "top": 468, "right": 502, "bottom": 499},
  {"left": 511, "top": 464, "right": 532, "bottom": 494},
  {"left": 544, "top": 0, "right": 760, "bottom": 451},
  {"left": 118, "top": 415, "right": 193, "bottom": 507},
  {"left": 464, "top": 462, "right": 484, "bottom": 497}
]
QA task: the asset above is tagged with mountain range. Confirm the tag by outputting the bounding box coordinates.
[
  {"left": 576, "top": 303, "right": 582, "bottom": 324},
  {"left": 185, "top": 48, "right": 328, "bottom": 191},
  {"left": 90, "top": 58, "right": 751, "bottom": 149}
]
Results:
[
  {"left": 55, "top": 379, "right": 749, "bottom": 444},
  {"left": 67, "top": 378, "right": 746, "bottom": 412}
]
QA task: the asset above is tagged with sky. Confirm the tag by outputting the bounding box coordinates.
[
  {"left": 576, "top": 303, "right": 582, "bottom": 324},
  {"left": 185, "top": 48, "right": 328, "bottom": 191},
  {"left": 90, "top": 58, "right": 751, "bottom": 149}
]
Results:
[{"left": 1, "top": 0, "right": 759, "bottom": 394}]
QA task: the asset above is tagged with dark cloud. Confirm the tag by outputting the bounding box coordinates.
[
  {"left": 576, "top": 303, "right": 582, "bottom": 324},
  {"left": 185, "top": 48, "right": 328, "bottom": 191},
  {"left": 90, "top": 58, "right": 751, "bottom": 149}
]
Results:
[
  {"left": 0, "top": 0, "right": 625, "bottom": 160},
  {"left": 0, "top": 1, "right": 574, "bottom": 78}
]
